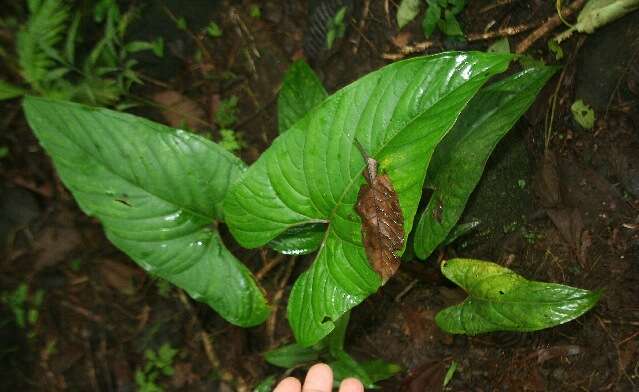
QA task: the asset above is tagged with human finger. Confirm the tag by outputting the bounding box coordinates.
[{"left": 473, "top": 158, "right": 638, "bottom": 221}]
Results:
[
  {"left": 302, "top": 363, "right": 333, "bottom": 392},
  {"left": 338, "top": 377, "right": 364, "bottom": 392},
  {"left": 273, "top": 376, "right": 302, "bottom": 392}
]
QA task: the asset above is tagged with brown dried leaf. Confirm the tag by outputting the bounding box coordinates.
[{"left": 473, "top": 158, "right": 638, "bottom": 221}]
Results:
[
  {"left": 355, "top": 149, "right": 404, "bottom": 283},
  {"left": 152, "top": 90, "right": 206, "bottom": 130}
]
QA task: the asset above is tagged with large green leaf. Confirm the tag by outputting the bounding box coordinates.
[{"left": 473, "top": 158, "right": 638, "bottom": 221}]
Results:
[
  {"left": 414, "top": 66, "right": 558, "bottom": 259},
  {"left": 23, "top": 96, "right": 269, "bottom": 327},
  {"left": 224, "top": 52, "right": 513, "bottom": 346},
  {"left": 436, "top": 259, "right": 601, "bottom": 334},
  {"left": 264, "top": 343, "right": 320, "bottom": 368},
  {"left": 278, "top": 60, "right": 328, "bottom": 135}
]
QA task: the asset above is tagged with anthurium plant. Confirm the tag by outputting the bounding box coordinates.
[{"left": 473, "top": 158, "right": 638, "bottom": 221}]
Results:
[{"left": 23, "top": 52, "right": 599, "bottom": 363}]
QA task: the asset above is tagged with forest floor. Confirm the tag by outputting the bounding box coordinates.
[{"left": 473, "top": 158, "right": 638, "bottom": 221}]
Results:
[{"left": 1, "top": 1, "right": 638, "bottom": 391}]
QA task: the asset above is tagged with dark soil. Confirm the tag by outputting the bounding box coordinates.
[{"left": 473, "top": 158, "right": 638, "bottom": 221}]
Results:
[{"left": 1, "top": 1, "right": 638, "bottom": 391}]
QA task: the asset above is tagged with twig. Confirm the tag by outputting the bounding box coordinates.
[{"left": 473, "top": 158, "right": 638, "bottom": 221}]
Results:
[
  {"left": 394, "top": 278, "right": 418, "bottom": 302},
  {"left": 255, "top": 252, "right": 286, "bottom": 281},
  {"left": 352, "top": 0, "right": 371, "bottom": 54},
  {"left": 515, "top": 0, "right": 586, "bottom": 53},
  {"left": 266, "top": 256, "right": 297, "bottom": 346}
]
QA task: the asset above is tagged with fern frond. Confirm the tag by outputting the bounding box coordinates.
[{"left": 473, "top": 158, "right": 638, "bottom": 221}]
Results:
[{"left": 17, "top": 0, "right": 69, "bottom": 88}]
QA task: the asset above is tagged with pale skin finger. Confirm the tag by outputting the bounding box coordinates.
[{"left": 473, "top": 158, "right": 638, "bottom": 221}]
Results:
[
  {"left": 339, "top": 378, "right": 364, "bottom": 392},
  {"left": 302, "top": 363, "right": 333, "bottom": 392},
  {"left": 273, "top": 376, "right": 302, "bottom": 392}
]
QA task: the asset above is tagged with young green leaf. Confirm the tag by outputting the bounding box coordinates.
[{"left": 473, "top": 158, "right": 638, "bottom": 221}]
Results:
[
  {"left": 443, "top": 360, "right": 458, "bottom": 386},
  {"left": 23, "top": 96, "right": 269, "bottom": 327},
  {"left": 397, "top": 0, "right": 421, "bottom": 29},
  {"left": 224, "top": 52, "right": 513, "bottom": 346},
  {"left": 278, "top": 60, "right": 328, "bottom": 134},
  {"left": 436, "top": 259, "right": 601, "bottom": 334},
  {"left": 571, "top": 99, "right": 595, "bottom": 129},
  {"left": 253, "top": 375, "right": 276, "bottom": 392},
  {"left": 487, "top": 38, "right": 510, "bottom": 53},
  {"left": 264, "top": 343, "right": 320, "bottom": 368},
  {"left": 268, "top": 223, "right": 326, "bottom": 255},
  {"left": 206, "top": 21, "right": 223, "bottom": 38},
  {"left": 414, "top": 66, "right": 558, "bottom": 259},
  {"left": 0, "top": 80, "right": 27, "bottom": 100},
  {"left": 422, "top": 3, "right": 441, "bottom": 37}
]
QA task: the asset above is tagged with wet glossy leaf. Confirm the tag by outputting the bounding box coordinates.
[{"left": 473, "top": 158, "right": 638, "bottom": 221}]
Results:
[
  {"left": 278, "top": 60, "right": 328, "bottom": 134},
  {"left": 436, "top": 259, "right": 601, "bottom": 334},
  {"left": 414, "top": 67, "right": 557, "bottom": 259},
  {"left": 355, "top": 150, "right": 404, "bottom": 282},
  {"left": 224, "top": 52, "right": 513, "bottom": 346},
  {"left": 264, "top": 343, "right": 320, "bottom": 368},
  {"left": 23, "top": 96, "right": 269, "bottom": 327},
  {"left": 269, "top": 223, "right": 326, "bottom": 255}
]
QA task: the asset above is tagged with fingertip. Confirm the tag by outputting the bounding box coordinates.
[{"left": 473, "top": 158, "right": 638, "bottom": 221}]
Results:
[
  {"left": 339, "top": 377, "right": 364, "bottom": 392},
  {"left": 303, "top": 363, "right": 333, "bottom": 391},
  {"left": 273, "top": 376, "right": 301, "bottom": 392}
]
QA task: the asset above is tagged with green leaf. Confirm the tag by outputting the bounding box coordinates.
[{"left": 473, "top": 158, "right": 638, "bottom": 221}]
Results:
[
  {"left": 487, "top": 38, "right": 510, "bottom": 53},
  {"left": 414, "top": 66, "right": 557, "bottom": 259},
  {"left": 326, "top": 312, "right": 350, "bottom": 354},
  {"left": 249, "top": 5, "right": 262, "bottom": 19},
  {"left": 23, "top": 96, "right": 269, "bottom": 327},
  {"left": 422, "top": 3, "right": 441, "bottom": 37},
  {"left": 278, "top": 60, "right": 328, "bottom": 135},
  {"left": 397, "top": 0, "right": 421, "bottom": 29},
  {"left": 443, "top": 360, "right": 458, "bottom": 386},
  {"left": 435, "top": 259, "right": 601, "bottom": 334},
  {"left": 224, "top": 52, "right": 513, "bottom": 346},
  {"left": 215, "top": 96, "right": 238, "bottom": 128},
  {"left": 329, "top": 351, "right": 374, "bottom": 388},
  {"left": 0, "top": 80, "right": 26, "bottom": 100},
  {"left": 268, "top": 223, "right": 325, "bottom": 255},
  {"left": 438, "top": 11, "right": 464, "bottom": 38},
  {"left": 65, "top": 11, "right": 81, "bottom": 64},
  {"left": 361, "top": 359, "right": 402, "bottom": 384},
  {"left": 253, "top": 375, "right": 276, "bottom": 392},
  {"left": 264, "top": 343, "right": 320, "bottom": 368},
  {"left": 206, "top": 21, "right": 222, "bottom": 38},
  {"left": 570, "top": 99, "right": 595, "bottom": 129},
  {"left": 547, "top": 39, "right": 564, "bottom": 60}
]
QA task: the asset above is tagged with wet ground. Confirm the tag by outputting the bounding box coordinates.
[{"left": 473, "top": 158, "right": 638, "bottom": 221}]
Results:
[{"left": 1, "top": 1, "right": 638, "bottom": 391}]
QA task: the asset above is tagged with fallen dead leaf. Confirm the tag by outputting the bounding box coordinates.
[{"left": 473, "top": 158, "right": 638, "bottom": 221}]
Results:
[
  {"left": 391, "top": 31, "right": 412, "bottom": 48},
  {"left": 355, "top": 141, "right": 404, "bottom": 283},
  {"left": 152, "top": 90, "right": 207, "bottom": 130},
  {"left": 98, "top": 259, "right": 144, "bottom": 296},
  {"left": 34, "top": 227, "right": 83, "bottom": 270}
]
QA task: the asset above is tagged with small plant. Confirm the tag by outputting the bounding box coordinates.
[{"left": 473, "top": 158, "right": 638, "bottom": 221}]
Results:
[
  {"left": 0, "top": 0, "right": 162, "bottom": 108},
  {"left": 397, "top": 0, "right": 467, "bottom": 40},
  {"left": 326, "top": 6, "right": 347, "bottom": 49},
  {"left": 24, "top": 52, "right": 600, "bottom": 360},
  {"left": 1, "top": 283, "right": 44, "bottom": 339},
  {"left": 264, "top": 313, "right": 402, "bottom": 388},
  {"left": 218, "top": 129, "right": 244, "bottom": 153},
  {"left": 215, "top": 96, "right": 239, "bottom": 128},
  {"left": 135, "top": 344, "right": 178, "bottom": 392},
  {"left": 206, "top": 21, "right": 223, "bottom": 38}
]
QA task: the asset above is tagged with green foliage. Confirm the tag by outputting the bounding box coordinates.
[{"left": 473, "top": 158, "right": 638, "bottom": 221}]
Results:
[
  {"left": 571, "top": 99, "right": 595, "bottom": 129},
  {"left": 277, "top": 60, "right": 328, "bottom": 135},
  {"left": 326, "top": 6, "right": 347, "bottom": 49},
  {"left": 413, "top": 66, "right": 558, "bottom": 259},
  {"left": 23, "top": 97, "right": 269, "bottom": 327},
  {"left": 24, "top": 51, "right": 598, "bottom": 348},
  {"left": 249, "top": 5, "right": 262, "bottom": 19},
  {"left": 397, "top": 0, "right": 421, "bottom": 29},
  {"left": 548, "top": 39, "right": 564, "bottom": 60},
  {"left": 487, "top": 38, "right": 510, "bottom": 53},
  {"left": 135, "top": 344, "right": 178, "bottom": 392},
  {"left": 0, "top": 146, "right": 9, "bottom": 159},
  {"left": 556, "top": 0, "right": 639, "bottom": 42},
  {"left": 206, "top": 21, "right": 223, "bottom": 38},
  {"left": 435, "top": 259, "right": 601, "bottom": 334},
  {"left": 264, "top": 313, "right": 401, "bottom": 388},
  {"left": 423, "top": 0, "right": 467, "bottom": 39},
  {"left": 6, "top": 0, "right": 162, "bottom": 106},
  {"left": 443, "top": 360, "right": 458, "bottom": 387},
  {"left": 224, "top": 52, "right": 513, "bottom": 346},
  {"left": 219, "top": 129, "right": 244, "bottom": 153},
  {"left": 215, "top": 96, "right": 239, "bottom": 128},
  {"left": 253, "top": 375, "right": 276, "bottom": 392},
  {"left": 1, "top": 283, "right": 44, "bottom": 338}
]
